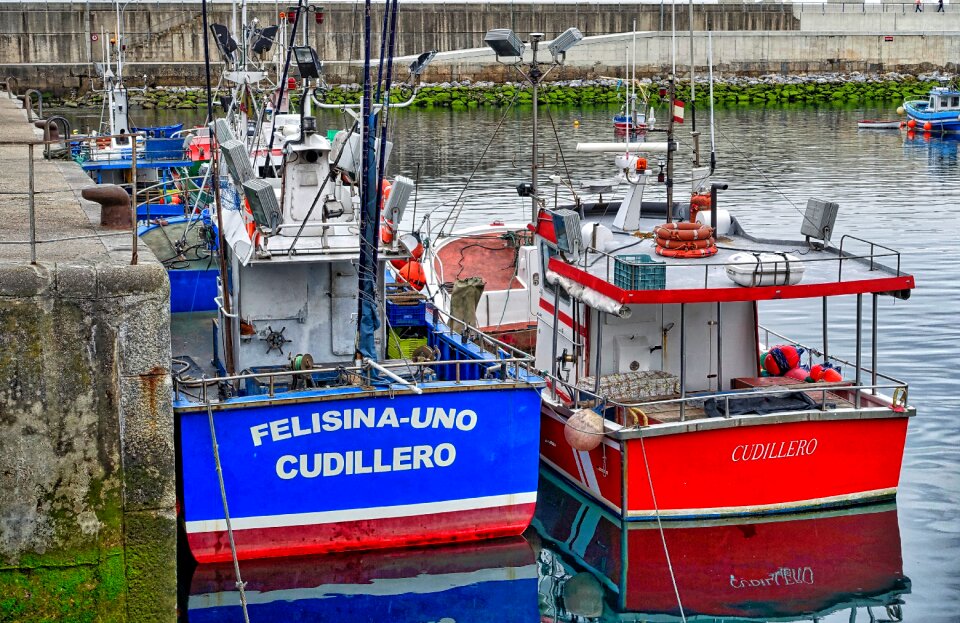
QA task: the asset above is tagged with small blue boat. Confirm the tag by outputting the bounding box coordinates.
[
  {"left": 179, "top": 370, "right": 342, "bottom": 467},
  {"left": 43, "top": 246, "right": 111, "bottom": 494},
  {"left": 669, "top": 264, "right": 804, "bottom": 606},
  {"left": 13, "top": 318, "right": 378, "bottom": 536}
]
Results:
[
  {"left": 903, "top": 84, "right": 960, "bottom": 134},
  {"left": 139, "top": 214, "right": 219, "bottom": 313}
]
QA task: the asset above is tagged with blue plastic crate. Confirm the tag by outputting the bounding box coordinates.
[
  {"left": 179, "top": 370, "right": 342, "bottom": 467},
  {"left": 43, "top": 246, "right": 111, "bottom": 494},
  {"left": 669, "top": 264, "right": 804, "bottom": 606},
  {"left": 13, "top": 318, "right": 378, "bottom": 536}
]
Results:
[
  {"left": 613, "top": 254, "right": 666, "bottom": 290},
  {"left": 386, "top": 300, "right": 426, "bottom": 327}
]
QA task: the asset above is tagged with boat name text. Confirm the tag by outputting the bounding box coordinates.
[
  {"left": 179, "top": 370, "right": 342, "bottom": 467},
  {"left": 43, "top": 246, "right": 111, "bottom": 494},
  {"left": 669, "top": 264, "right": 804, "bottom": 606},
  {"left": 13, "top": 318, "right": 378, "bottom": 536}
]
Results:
[
  {"left": 731, "top": 438, "right": 817, "bottom": 462},
  {"left": 250, "top": 407, "right": 477, "bottom": 447},
  {"left": 276, "top": 444, "right": 456, "bottom": 479},
  {"left": 730, "top": 567, "right": 814, "bottom": 588}
]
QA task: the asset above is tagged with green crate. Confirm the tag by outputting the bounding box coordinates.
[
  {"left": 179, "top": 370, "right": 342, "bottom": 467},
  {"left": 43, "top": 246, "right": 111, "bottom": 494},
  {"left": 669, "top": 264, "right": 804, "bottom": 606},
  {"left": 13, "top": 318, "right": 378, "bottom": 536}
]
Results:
[
  {"left": 613, "top": 254, "right": 666, "bottom": 290},
  {"left": 387, "top": 327, "right": 428, "bottom": 360}
]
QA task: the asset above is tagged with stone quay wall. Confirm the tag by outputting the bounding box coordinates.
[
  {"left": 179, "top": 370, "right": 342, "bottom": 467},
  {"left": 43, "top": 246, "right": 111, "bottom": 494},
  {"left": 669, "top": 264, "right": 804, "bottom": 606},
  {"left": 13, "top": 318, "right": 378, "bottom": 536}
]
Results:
[
  {"left": 0, "top": 2, "right": 957, "bottom": 93},
  {"left": 0, "top": 94, "right": 176, "bottom": 622}
]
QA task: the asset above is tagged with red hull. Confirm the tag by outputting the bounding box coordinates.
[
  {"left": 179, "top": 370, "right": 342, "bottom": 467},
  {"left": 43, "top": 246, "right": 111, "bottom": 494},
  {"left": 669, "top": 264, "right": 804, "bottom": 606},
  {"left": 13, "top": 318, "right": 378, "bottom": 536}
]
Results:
[
  {"left": 541, "top": 403, "right": 908, "bottom": 519},
  {"left": 187, "top": 502, "right": 536, "bottom": 563}
]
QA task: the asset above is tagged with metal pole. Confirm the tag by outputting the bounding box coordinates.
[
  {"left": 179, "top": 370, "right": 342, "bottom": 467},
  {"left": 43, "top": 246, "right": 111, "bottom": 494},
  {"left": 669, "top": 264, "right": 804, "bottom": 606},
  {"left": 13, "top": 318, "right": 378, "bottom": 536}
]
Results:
[
  {"left": 822, "top": 296, "right": 829, "bottom": 362},
  {"left": 550, "top": 284, "right": 561, "bottom": 399},
  {"left": 855, "top": 293, "right": 863, "bottom": 406},
  {"left": 680, "top": 303, "right": 686, "bottom": 420},
  {"left": 593, "top": 310, "right": 603, "bottom": 396},
  {"left": 130, "top": 137, "right": 138, "bottom": 265},
  {"left": 716, "top": 301, "right": 722, "bottom": 391},
  {"left": 665, "top": 75, "right": 676, "bottom": 223},
  {"left": 871, "top": 293, "right": 878, "bottom": 395},
  {"left": 27, "top": 143, "right": 36, "bottom": 265},
  {"left": 530, "top": 33, "right": 543, "bottom": 224}
]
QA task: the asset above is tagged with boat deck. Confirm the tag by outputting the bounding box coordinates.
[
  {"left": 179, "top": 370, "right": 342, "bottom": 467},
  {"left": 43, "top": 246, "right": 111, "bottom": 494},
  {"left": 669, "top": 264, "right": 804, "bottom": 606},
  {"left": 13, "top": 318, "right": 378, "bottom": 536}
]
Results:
[
  {"left": 552, "top": 213, "right": 914, "bottom": 302},
  {"left": 435, "top": 232, "right": 528, "bottom": 290}
]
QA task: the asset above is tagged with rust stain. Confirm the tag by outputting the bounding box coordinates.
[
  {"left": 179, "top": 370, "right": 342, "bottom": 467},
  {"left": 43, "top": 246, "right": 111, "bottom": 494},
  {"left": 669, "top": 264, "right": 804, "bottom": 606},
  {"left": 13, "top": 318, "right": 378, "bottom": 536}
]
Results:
[{"left": 138, "top": 366, "right": 168, "bottom": 421}]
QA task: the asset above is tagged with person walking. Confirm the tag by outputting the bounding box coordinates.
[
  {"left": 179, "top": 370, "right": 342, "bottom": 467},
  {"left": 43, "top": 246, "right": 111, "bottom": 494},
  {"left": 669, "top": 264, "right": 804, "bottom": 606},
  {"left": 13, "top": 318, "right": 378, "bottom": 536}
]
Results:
[
  {"left": 915, "top": 0, "right": 923, "bottom": 12},
  {"left": 937, "top": 0, "right": 944, "bottom": 12}
]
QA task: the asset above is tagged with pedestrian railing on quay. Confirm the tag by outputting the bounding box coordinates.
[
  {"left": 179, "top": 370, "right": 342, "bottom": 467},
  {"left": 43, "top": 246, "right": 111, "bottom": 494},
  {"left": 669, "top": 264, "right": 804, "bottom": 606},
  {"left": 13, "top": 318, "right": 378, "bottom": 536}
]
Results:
[{"left": 0, "top": 132, "right": 145, "bottom": 266}]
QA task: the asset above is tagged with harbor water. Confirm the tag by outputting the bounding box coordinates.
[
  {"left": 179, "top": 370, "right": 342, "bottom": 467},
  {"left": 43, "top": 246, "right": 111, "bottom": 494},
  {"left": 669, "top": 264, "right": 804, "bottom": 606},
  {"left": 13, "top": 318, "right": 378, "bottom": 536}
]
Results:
[{"left": 56, "top": 102, "right": 960, "bottom": 621}]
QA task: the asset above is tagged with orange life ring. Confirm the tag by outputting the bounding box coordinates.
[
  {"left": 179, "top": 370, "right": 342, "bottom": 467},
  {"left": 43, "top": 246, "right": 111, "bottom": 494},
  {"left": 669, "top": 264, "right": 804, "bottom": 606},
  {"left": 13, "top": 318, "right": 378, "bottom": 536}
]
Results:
[
  {"left": 654, "top": 223, "right": 713, "bottom": 241},
  {"left": 656, "top": 236, "right": 716, "bottom": 250},
  {"left": 655, "top": 245, "right": 719, "bottom": 259},
  {"left": 95, "top": 136, "right": 110, "bottom": 149}
]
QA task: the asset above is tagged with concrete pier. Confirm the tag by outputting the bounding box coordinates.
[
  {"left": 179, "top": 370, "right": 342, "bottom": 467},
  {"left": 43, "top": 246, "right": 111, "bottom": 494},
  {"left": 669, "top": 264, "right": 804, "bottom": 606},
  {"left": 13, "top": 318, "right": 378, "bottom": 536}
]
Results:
[{"left": 0, "top": 94, "right": 175, "bottom": 622}]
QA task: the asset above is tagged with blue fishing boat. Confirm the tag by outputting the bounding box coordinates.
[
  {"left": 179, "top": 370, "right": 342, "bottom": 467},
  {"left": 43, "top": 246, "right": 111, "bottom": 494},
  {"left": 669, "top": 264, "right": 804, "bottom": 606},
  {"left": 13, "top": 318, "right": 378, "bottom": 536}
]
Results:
[
  {"left": 139, "top": 213, "right": 219, "bottom": 313},
  {"left": 902, "top": 84, "right": 960, "bottom": 134},
  {"left": 172, "top": 5, "right": 543, "bottom": 564},
  {"left": 186, "top": 538, "right": 539, "bottom": 622}
]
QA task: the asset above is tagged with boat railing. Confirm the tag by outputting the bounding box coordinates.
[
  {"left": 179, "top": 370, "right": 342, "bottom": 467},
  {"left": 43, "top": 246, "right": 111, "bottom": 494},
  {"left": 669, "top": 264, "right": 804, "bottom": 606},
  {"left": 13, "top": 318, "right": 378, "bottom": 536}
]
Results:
[
  {"left": 175, "top": 353, "right": 541, "bottom": 405},
  {"left": 758, "top": 323, "right": 908, "bottom": 392},
  {"left": 583, "top": 239, "right": 903, "bottom": 289},
  {"left": 546, "top": 372, "right": 909, "bottom": 430},
  {"left": 425, "top": 304, "right": 537, "bottom": 363}
]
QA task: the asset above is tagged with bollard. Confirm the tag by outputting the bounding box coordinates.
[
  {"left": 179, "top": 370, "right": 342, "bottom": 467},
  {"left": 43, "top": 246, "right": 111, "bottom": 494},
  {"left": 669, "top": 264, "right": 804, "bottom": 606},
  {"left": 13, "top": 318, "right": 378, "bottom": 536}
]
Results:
[{"left": 81, "top": 185, "right": 132, "bottom": 230}]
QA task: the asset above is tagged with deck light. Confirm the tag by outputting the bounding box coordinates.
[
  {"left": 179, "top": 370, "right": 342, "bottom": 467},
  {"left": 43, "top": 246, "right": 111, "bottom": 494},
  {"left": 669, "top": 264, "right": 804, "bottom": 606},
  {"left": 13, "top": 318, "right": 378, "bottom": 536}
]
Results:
[
  {"left": 548, "top": 27, "right": 583, "bottom": 60},
  {"left": 484, "top": 29, "right": 525, "bottom": 59},
  {"left": 293, "top": 46, "right": 323, "bottom": 79},
  {"left": 409, "top": 50, "right": 437, "bottom": 79}
]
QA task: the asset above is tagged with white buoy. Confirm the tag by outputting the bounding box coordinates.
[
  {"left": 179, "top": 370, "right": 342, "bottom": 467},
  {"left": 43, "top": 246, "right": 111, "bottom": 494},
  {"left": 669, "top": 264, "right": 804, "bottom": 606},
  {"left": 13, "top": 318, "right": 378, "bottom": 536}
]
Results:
[{"left": 564, "top": 408, "right": 605, "bottom": 451}]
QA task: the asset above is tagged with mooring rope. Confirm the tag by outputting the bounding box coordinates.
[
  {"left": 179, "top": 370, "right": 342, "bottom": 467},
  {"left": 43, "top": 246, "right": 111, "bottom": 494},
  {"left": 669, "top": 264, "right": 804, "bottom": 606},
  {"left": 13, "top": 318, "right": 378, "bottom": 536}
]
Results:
[
  {"left": 638, "top": 433, "right": 687, "bottom": 622},
  {"left": 204, "top": 397, "right": 251, "bottom": 623}
]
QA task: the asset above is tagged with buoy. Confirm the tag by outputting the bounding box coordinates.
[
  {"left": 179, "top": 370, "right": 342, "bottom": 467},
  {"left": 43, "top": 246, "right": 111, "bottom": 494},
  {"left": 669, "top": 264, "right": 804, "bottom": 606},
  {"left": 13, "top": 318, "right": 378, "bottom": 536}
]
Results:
[
  {"left": 822, "top": 368, "right": 842, "bottom": 383},
  {"left": 564, "top": 408, "right": 605, "bottom": 452},
  {"left": 784, "top": 366, "right": 810, "bottom": 382},
  {"left": 653, "top": 221, "right": 718, "bottom": 258},
  {"left": 763, "top": 344, "right": 803, "bottom": 376},
  {"left": 573, "top": 119, "right": 581, "bottom": 128},
  {"left": 907, "top": 119, "right": 917, "bottom": 129},
  {"left": 397, "top": 259, "right": 426, "bottom": 290},
  {"left": 923, "top": 121, "right": 933, "bottom": 132}
]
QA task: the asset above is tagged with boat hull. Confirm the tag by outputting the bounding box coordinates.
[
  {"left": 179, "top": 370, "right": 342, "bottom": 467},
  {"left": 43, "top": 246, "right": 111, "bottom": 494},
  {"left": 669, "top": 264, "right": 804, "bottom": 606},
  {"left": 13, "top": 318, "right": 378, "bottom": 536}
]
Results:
[
  {"left": 540, "top": 399, "right": 909, "bottom": 520},
  {"left": 903, "top": 104, "right": 960, "bottom": 133},
  {"left": 178, "top": 385, "right": 541, "bottom": 562}
]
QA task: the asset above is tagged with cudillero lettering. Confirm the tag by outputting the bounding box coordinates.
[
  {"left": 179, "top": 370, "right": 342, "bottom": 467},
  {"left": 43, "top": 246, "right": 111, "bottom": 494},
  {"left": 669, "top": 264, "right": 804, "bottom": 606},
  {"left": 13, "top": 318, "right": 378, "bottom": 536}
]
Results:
[
  {"left": 275, "top": 443, "right": 457, "bottom": 479},
  {"left": 249, "top": 406, "right": 478, "bottom": 447},
  {"left": 731, "top": 438, "right": 818, "bottom": 462}
]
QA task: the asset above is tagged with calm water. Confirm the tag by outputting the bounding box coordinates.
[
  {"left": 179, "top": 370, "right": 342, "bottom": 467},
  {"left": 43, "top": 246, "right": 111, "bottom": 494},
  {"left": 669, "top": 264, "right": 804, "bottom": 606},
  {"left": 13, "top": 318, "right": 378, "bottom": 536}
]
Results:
[{"left": 58, "top": 103, "right": 960, "bottom": 621}]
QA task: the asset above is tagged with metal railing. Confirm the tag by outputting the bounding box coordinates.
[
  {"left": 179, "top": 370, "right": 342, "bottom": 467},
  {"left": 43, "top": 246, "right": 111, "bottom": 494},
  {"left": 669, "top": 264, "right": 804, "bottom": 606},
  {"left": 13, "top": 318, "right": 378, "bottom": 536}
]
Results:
[
  {"left": 22, "top": 89, "right": 43, "bottom": 122},
  {"left": 0, "top": 132, "right": 142, "bottom": 266},
  {"left": 546, "top": 370, "right": 908, "bottom": 429},
  {"left": 585, "top": 238, "right": 903, "bottom": 291},
  {"left": 1, "top": 77, "right": 18, "bottom": 98}
]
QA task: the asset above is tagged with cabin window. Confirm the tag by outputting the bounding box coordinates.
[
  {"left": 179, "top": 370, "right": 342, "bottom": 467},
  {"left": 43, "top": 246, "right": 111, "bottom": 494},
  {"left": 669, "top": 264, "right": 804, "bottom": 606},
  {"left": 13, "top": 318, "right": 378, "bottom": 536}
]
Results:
[
  {"left": 952, "top": 96, "right": 960, "bottom": 108},
  {"left": 930, "top": 96, "right": 936, "bottom": 108},
  {"left": 941, "top": 96, "right": 950, "bottom": 108}
]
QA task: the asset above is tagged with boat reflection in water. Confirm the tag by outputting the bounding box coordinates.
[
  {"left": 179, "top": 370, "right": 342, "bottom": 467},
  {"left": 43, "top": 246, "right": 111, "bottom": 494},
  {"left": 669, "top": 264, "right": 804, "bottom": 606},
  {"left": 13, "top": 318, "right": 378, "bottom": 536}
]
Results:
[
  {"left": 533, "top": 469, "right": 911, "bottom": 622},
  {"left": 186, "top": 538, "right": 539, "bottom": 622}
]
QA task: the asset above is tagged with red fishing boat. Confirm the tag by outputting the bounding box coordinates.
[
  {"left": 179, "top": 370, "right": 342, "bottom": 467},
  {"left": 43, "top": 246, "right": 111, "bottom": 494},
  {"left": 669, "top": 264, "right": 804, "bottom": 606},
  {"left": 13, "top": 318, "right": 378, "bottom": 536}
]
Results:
[{"left": 531, "top": 192, "right": 915, "bottom": 521}]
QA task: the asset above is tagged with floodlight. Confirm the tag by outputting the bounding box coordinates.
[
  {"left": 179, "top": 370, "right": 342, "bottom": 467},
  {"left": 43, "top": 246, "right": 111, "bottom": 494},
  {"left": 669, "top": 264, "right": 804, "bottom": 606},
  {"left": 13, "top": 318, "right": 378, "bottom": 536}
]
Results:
[
  {"left": 548, "top": 27, "right": 583, "bottom": 58},
  {"left": 292, "top": 46, "right": 322, "bottom": 79},
  {"left": 252, "top": 25, "right": 279, "bottom": 54},
  {"left": 409, "top": 50, "right": 437, "bottom": 78},
  {"left": 484, "top": 29, "right": 525, "bottom": 59},
  {"left": 210, "top": 24, "right": 238, "bottom": 63}
]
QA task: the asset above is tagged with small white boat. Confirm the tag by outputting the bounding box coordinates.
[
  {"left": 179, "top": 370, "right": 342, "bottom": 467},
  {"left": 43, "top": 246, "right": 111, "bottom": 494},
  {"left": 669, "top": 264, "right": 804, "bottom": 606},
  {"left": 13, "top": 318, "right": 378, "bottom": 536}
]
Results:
[{"left": 857, "top": 120, "right": 902, "bottom": 130}]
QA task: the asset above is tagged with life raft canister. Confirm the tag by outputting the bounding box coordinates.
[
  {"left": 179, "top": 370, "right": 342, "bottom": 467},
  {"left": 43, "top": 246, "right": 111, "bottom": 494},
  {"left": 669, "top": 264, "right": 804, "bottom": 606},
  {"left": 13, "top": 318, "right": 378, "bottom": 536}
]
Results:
[{"left": 397, "top": 259, "right": 426, "bottom": 290}]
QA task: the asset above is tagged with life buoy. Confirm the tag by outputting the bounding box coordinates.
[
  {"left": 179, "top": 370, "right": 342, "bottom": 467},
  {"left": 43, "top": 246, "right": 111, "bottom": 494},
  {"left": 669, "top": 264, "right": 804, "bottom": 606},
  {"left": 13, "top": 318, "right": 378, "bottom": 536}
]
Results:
[
  {"left": 654, "top": 222, "right": 713, "bottom": 241},
  {"left": 654, "top": 245, "right": 718, "bottom": 258},
  {"left": 378, "top": 180, "right": 395, "bottom": 243},
  {"left": 656, "top": 236, "right": 716, "bottom": 250},
  {"left": 96, "top": 136, "right": 110, "bottom": 149}
]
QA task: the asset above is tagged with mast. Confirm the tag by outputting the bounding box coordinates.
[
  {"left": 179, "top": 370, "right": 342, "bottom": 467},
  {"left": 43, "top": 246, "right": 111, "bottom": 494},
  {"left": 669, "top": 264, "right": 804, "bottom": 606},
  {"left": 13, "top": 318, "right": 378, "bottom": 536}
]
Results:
[
  {"left": 355, "top": 0, "right": 380, "bottom": 361},
  {"left": 529, "top": 33, "right": 544, "bottom": 225},
  {"left": 689, "top": 0, "right": 700, "bottom": 166}
]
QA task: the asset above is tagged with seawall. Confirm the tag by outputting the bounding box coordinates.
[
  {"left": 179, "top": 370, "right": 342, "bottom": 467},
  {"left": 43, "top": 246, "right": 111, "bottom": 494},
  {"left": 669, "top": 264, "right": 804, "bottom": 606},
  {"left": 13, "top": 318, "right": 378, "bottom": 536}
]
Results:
[
  {"left": 0, "top": 2, "right": 957, "bottom": 92},
  {"left": 0, "top": 93, "right": 176, "bottom": 622}
]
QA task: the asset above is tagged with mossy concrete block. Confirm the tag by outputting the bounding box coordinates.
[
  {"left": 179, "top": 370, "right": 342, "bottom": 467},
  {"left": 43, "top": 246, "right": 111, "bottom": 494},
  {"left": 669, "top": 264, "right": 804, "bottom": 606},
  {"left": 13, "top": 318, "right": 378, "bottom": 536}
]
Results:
[
  {"left": 123, "top": 509, "right": 177, "bottom": 623},
  {"left": 96, "top": 263, "right": 170, "bottom": 299},
  {"left": 116, "top": 294, "right": 172, "bottom": 378},
  {"left": 118, "top": 372, "right": 175, "bottom": 511},
  {"left": 0, "top": 263, "right": 53, "bottom": 298},
  {"left": 54, "top": 262, "right": 100, "bottom": 299}
]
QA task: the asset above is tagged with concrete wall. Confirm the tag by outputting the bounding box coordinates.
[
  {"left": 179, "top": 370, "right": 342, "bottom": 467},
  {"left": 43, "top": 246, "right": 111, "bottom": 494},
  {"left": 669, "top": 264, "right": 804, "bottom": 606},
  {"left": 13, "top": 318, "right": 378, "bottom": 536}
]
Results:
[
  {"left": 0, "top": 96, "right": 176, "bottom": 622},
  {"left": 0, "top": 3, "right": 957, "bottom": 91}
]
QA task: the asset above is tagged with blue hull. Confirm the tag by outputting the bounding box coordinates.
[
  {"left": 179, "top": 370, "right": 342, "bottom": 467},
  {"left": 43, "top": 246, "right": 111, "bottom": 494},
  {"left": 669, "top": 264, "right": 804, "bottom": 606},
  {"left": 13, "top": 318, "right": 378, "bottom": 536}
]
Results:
[{"left": 177, "top": 383, "right": 542, "bottom": 561}]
